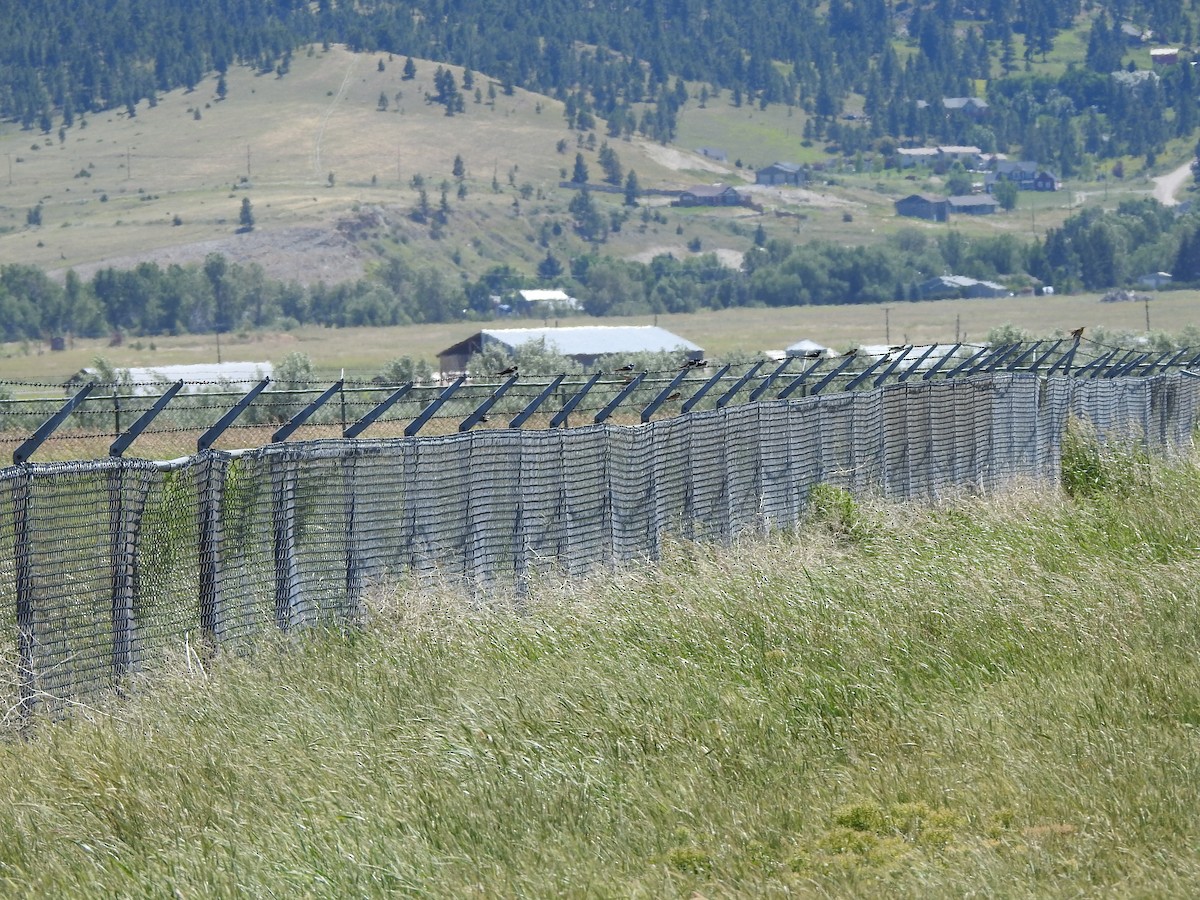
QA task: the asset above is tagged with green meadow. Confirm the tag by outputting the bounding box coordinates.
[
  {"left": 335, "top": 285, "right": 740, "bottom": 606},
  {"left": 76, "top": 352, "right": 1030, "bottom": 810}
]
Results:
[{"left": 2, "top": 436, "right": 1199, "bottom": 895}]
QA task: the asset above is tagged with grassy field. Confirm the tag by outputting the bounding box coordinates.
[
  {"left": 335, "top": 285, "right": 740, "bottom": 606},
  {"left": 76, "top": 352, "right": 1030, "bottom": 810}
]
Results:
[
  {"left": 2, "top": 289, "right": 1198, "bottom": 385},
  {"left": 2, "top": 441, "right": 1199, "bottom": 894}
]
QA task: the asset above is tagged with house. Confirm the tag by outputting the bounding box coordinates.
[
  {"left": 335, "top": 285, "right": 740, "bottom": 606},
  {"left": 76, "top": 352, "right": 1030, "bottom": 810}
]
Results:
[
  {"left": 677, "top": 183, "right": 742, "bottom": 206},
  {"left": 1151, "top": 48, "right": 1180, "bottom": 65},
  {"left": 992, "top": 160, "right": 1041, "bottom": 187},
  {"left": 515, "top": 289, "right": 580, "bottom": 316},
  {"left": 1032, "top": 170, "right": 1061, "bottom": 192},
  {"left": 785, "top": 339, "right": 830, "bottom": 358},
  {"left": 897, "top": 147, "right": 940, "bottom": 168},
  {"left": 948, "top": 195, "right": 999, "bottom": 215},
  {"left": 67, "top": 362, "right": 274, "bottom": 396},
  {"left": 919, "top": 275, "right": 1009, "bottom": 299},
  {"left": 756, "top": 162, "right": 807, "bottom": 186},
  {"left": 937, "top": 145, "right": 984, "bottom": 165},
  {"left": 1137, "top": 272, "right": 1173, "bottom": 289},
  {"left": 895, "top": 194, "right": 950, "bottom": 222},
  {"left": 437, "top": 326, "right": 704, "bottom": 374},
  {"left": 985, "top": 162, "right": 1060, "bottom": 192},
  {"left": 1121, "top": 22, "right": 1152, "bottom": 44},
  {"left": 942, "top": 97, "right": 989, "bottom": 117}
]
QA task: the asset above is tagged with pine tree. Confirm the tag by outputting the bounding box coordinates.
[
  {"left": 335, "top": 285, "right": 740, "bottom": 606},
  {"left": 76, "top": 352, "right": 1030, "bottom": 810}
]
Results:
[
  {"left": 623, "top": 170, "right": 640, "bottom": 206},
  {"left": 572, "top": 153, "right": 589, "bottom": 184},
  {"left": 238, "top": 197, "right": 254, "bottom": 232}
]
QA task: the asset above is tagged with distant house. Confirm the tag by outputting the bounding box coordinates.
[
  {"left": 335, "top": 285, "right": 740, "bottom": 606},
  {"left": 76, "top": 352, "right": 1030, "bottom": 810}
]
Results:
[
  {"left": 895, "top": 194, "right": 950, "bottom": 222},
  {"left": 437, "top": 326, "right": 704, "bottom": 374},
  {"left": 896, "top": 146, "right": 982, "bottom": 168},
  {"left": 756, "top": 162, "right": 807, "bottom": 186},
  {"left": 948, "top": 195, "right": 999, "bottom": 215},
  {"left": 992, "top": 160, "right": 1040, "bottom": 188},
  {"left": 919, "top": 275, "right": 1009, "bottom": 299},
  {"left": 1151, "top": 48, "right": 1180, "bottom": 65},
  {"left": 696, "top": 147, "right": 728, "bottom": 162},
  {"left": 937, "top": 145, "right": 984, "bottom": 165},
  {"left": 1137, "top": 272, "right": 1173, "bottom": 289},
  {"left": 785, "top": 339, "right": 830, "bottom": 358},
  {"left": 515, "top": 289, "right": 580, "bottom": 316},
  {"left": 678, "top": 183, "right": 741, "bottom": 206},
  {"left": 942, "top": 97, "right": 989, "bottom": 117},
  {"left": 897, "top": 147, "right": 940, "bottom": 168},
  {"left": 986, "top": 162, "right": 1060, "bottom": 192},
  {"left": 68, "top": 362, "right": 274, "bottom": 396},
  {"left": 1121, "top": 22, "right": 1152, "bottom": 44},
  {"left": 1032, "top": 170, "right": 1061, "bottom": 192}
]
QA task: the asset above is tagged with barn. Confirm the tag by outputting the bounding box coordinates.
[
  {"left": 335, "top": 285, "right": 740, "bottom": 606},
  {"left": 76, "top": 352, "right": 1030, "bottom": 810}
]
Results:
[{"left": 437, "top": 326, "right": 704, "bottom": 375}]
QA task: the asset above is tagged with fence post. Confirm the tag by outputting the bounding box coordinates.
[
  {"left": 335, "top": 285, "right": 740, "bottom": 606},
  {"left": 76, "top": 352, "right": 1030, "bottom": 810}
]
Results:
[
  {"left": 108, "top": 463, "right": 134, "bottom": 684},
  {"left": 13, "top": 469, "right": 35, "bottom": 718},
  {"left": 196, "top": 452, "right": 228, "bottom": 658},
  {"left": 343, "top": 450, "right": 362, "bottom": 624},
  {"left": 271, "top": 454, "right": 300, "bottom": 631}
]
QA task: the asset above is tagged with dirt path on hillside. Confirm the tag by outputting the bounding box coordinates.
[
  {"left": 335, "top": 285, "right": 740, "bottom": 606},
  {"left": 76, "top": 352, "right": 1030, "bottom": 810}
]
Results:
[
  {"left": 313, "top": 56, "right": 359, "bottom": 177},
  {"left": 1152, "top": 160, "right": 1196, "bottom": 206}
]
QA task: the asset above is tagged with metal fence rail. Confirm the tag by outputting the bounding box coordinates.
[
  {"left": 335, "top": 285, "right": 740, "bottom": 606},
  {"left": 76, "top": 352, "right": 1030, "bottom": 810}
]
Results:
[{"left": 1, "top": 371, "right": 1196, "bottom": 721}]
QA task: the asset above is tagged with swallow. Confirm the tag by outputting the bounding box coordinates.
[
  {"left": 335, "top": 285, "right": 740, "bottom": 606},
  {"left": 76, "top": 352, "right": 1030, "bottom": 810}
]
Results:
[
  {"left": 803, "top": 350, "right": 823, "bottom": 358},
  {"left": 495, "top": 365, "right": 518, "bottom": 376},
  {"left": 888, "top": 345, "right": 907, "bottom": 353},
  {"left": 615, "top": 363, "right": 636, "bottom": 372},
  {"left": 478, "top": 415, "right": 489, "bottom": 424},
  {"left": 666, "top": 391, "right": 681, "bottom": 400},
  {"left": 1069, "top": 327, "right": 1084, "bottom": 341},
  {"left": 841, "top": 348, "right": 857, "bottom": 357},
  {"left": 679, "top": 359, "right": 697, "bottom": 370}
]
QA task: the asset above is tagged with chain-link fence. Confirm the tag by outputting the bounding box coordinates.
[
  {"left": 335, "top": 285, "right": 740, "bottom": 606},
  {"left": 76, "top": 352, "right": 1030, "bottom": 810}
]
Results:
[{"left": 1, "top": 371, "right": 1196, "bottom": 721}]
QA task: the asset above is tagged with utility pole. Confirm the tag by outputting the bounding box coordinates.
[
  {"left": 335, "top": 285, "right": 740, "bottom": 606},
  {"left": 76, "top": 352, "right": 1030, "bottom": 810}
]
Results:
[
  {"left": 1144, "top": 293, "right": 1151, "bottom": 332},
  {"left": 884, "top": 307, "right": 891, "bottom": 344},
  {"left": 246, "top": 144, "right": 251, "bottom": 180}
]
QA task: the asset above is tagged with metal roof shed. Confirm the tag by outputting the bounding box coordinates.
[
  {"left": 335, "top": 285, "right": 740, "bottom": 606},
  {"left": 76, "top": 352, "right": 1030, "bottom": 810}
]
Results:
[{"left": 438, "top": 326, "right": 703, "bottom": 374}]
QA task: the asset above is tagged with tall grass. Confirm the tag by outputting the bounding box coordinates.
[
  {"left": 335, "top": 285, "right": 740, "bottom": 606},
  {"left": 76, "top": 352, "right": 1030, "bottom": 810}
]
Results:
[{"left": 2, "top": 449, "right": 1200, "bottom": 896}]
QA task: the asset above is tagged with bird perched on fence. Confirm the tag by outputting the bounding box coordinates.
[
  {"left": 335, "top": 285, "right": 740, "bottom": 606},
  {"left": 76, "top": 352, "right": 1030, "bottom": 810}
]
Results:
[
  {"left": 1070, "top": 327, "right": 1084, "bottom": 341},
  {"left": 495, "top": 365, "right": 519, "bottom": 376},
  {"left": 679, "top": 358, "right": 708, "bottom": 370},
  {"left": 802, "top": 349, "right": 824, "bottom": 358},
  {"left": 841, "top": 348, "right": 858, "bottom": 357},
  {"left": 665, "top": 391, "right": 682, "bottom": 400},
  {"left": 615, "top": 363, "right": 636, "bottom": 372}
]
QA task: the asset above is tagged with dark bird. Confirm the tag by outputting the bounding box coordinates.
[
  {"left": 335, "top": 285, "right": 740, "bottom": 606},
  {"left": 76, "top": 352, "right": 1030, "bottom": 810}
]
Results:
[
  {"left": 666, "top": 391, "right": 682, "bottom": 401},
  {"left": 888, "top": 345, "right": 907, "bottom": 353},
  {"left": 679, "top": 359, "right": 697, "bottom": 370},
  {"left": 477, "top": 416, "right": 489, "bottom": 424},
  {"left": 803, "top": 350, "right": 824, "bottom": 358},
  {"left": 615, "top": 363, "right": 636, "bottom": 372},
  {"left": 495, "top": 365, "right": 519, "bottom": 376},
  {"left": 1070, "top": 327, "right": 1084, "bottom": 341},
  {"left": 841, "top": 348, "right": 858, "bottom": 357}
]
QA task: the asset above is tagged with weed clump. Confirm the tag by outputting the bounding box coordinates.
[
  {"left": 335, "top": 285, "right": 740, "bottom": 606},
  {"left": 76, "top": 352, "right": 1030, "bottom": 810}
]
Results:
[{"left": 1061, "top": 418, "right": 1153, "bottom": 499}]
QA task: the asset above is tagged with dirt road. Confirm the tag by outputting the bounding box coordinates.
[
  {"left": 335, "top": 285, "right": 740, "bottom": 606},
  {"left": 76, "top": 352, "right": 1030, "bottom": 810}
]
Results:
[{"left": 1152, "top": 159, "right": 1196, "bottom": 206}]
